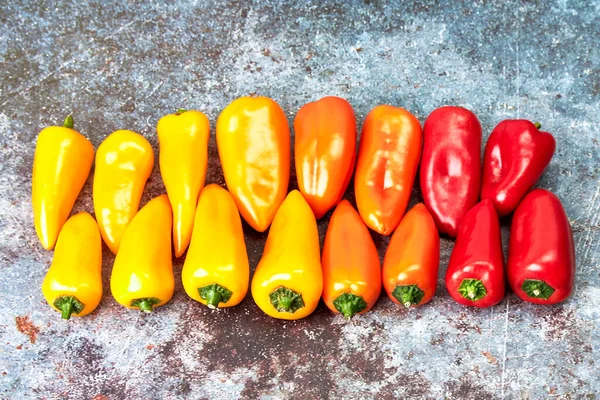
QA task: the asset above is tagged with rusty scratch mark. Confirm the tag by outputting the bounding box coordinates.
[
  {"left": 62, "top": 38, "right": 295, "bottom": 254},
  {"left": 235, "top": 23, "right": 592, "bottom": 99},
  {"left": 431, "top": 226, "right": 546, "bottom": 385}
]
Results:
[{"left": 15, "top": 316, "right": 40, "bottom": 344}]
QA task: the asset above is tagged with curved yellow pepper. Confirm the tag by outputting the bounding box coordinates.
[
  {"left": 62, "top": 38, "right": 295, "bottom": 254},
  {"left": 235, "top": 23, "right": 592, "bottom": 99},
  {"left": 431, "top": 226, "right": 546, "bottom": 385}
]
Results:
[
  {"left": 42, "top": 212, "right": 102, "bottom": 320},
  {"left": 32, "top": 116, "right": 94, "bottom": 250},
  {"left": 182, "top": 184, "right": 249, "bottom": 308},
  {"left": 251, "top": 190, "right": 322, "bottom": 320},
  {"left": 216, "top": 96, "right": 290, "bottom": 232},
  {"left": 93, "top": 130, "right": 154, "bottom": 254},
  {"left": 157, "top": 110, "right": 210, "bottom": 258},
  {"left": 110, "top": 194, "right": 174, "bottom": 313}
]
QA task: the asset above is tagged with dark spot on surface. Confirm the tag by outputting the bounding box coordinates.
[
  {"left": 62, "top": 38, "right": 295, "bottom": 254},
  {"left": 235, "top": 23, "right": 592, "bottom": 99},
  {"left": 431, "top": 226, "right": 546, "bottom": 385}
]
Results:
[
  {"left": 445, "top": 375, "right": 499, "bottom": 400},
  {"left": 15, "top": 316, "right": 40, "bottom": 344},
  {"left": 555, "top": 93, "right": 562, "bottom": 99}
]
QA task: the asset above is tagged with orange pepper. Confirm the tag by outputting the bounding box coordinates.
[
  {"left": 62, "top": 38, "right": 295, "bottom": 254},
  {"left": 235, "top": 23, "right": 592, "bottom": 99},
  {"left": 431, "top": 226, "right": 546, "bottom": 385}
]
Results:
[
  {"left": 382, "top": 203, "right": 440, "bottom": 307},
  {"left": 157, "top": 110, "right": 210, "bottom": 257},
  {"left": 322, "top": 200, "right": 381, "bottom": 318},
  {"left": 216, "top": 96, "right": 290, "bottom": 232},
  {"left": 32, "top": 116, "right": 94, "bottom": 250},
  {"left": 354, "top": 105, "right": 422, "bottom": 235},
  {"left": 251, "top": 190, "right": 322, "bottom": 320},
  {"left": 93, "top": 130, "right": 154, "bottom": 254},
  {"left": 294, "top": 96, "right": 357, "bottom": 219}
]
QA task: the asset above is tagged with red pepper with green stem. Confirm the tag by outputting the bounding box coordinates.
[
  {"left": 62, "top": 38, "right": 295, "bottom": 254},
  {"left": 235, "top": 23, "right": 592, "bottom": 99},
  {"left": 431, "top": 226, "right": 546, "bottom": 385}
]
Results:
[
  {"left": 481, "top": 120, "right": 555, "bottom": 216},
  {"left": 508, "top": 189, "right": 575, "bottom": 304},
  {"left": 445, "top": 199, "right": 505, "bottom": 307}
]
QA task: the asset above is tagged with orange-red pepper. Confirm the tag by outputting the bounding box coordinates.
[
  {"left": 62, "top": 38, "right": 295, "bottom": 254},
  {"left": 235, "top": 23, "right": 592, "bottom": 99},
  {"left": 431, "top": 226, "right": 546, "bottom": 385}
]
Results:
[
  {"left": 354, "top": 105, "right": 422, "bottom": 235},
  {"left": 294, "top": 96, "right": 357, "bottom": 219}
]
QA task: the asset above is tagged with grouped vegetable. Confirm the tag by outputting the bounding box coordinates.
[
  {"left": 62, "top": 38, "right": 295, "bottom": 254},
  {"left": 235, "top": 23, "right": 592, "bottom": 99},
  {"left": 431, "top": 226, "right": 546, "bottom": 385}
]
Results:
[
  {"left": 34, "top": 98, "right": 576, "bottom": 321},
  {"left": 32, "top": 116, "right": 94, "bottom": 250}
]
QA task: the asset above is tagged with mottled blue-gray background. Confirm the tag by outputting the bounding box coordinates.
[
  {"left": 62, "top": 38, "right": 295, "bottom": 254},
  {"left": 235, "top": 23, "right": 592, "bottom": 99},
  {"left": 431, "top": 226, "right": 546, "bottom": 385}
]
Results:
[{"left": 0, "top": 0, "right": 599, "bottom": 399}]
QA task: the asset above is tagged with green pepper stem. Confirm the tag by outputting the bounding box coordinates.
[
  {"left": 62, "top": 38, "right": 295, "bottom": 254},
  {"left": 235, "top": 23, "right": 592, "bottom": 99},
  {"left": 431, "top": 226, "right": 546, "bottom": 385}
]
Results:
[
  {"left": 175, "top": 108, "right": 188, "bottom": 115},
  {"left": 63, "top": 114, "right": 74, "bottom": 129},
  {"left": 458, "top": 279, "right": 487, "bottom": 302},
  {"left": 269, "top": 287, "right": 304, "bottom": 313},
  {"left": 198, "top": 284, "right": 233, "bottom": 309},
  {"left": 138, "top": 301, "right": 154, "bottom": 313},
  {"left": 392, "top": 284, "right": 425, "bottom": 308},
  {"left": 130, "top": 297, "right": 161, "bottom": 313},
  {"left": 522, "top": 279, "right": 555, "bottom": 299},
  {"left": 534, "top": 122, "right": 542, "bottom": 129},
  {"left": 53, "top": 296, "right": 85, "bottom": 320},
  {"left": 333, "top": 293, "right": 367, "bottom": 319}
]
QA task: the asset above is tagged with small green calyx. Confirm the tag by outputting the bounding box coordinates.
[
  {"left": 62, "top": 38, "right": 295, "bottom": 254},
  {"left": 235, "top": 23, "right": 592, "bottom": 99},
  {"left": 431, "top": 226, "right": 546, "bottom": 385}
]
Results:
[
  {"left": 175, "top": 108, "right": 188, "bottom": 115},
  {"left": 198, "top": 284, "right": 233, "bottom": 309},
  {"left": 333, "top": 293, "right": 367, "bottom": 319},
  {"left": 269, "top": 286, "right": 304, "bottom": 313},
  {"left": 522, "top": 279, "right": 555, "bottom": 300},
  {"left": 63, "top": 114, "right": 74, "bottom": 129},
  {"left": 130, "top": 297, "right": 161, "bottom": 313},
  {"left": 458, "top": 279, "right": 487, "bottom": 302},
  {"left": 392, "top": 284, "right": 425, "bottom": 308},
  {"left": 54, "top": 296, "right": 85, "bottom": 320},
  {"left": 534, "top": 122, "right": 542, "bottom": 129}
]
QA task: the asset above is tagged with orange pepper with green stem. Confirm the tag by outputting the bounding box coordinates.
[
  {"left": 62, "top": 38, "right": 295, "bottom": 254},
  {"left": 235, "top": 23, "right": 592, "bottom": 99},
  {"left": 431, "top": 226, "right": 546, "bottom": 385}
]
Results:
[
  {"left": 322, "top": 200, "right": 381, "bottom": 319},
  {"left": 42, "top": 212, "right": 102, "bottom": 320},
  {"left": 110, "top": 194, "right": 174, "bottom": 313},
  {"left": 157, "top": 109, "right": 210, "bottom": 257},
  {"left": 251, "top": 190, "right": 322, "bottom": 320},
  {"left": 93, "top": 129, "right": 154, "bottom": 254},
  {"left": 216, "top": 96, "right": 290, "bottom": 232},
  {"left": 354, "top": 105, "right": 422, "bottom": 235},
  {"left": 32, "top": 115, "right": 94, "bottom": 250},
  {"left": 382, "top": 203, "right": 440, "bottom": 307},
  {"left": 182, "top": 184, "right": 249, "bottom": 308}
]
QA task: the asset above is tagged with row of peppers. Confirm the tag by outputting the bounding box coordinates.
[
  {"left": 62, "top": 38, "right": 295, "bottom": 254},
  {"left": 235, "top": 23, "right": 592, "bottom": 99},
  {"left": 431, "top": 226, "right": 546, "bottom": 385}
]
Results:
[{"left": 33, "top": 96, "right": 575, "bottom": 320}]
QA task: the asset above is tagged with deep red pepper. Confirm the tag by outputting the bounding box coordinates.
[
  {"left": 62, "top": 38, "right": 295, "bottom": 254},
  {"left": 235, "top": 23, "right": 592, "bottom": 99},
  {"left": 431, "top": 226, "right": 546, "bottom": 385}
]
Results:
[
  {"left": 420, "top": 106, "right": 482, "bottom": 237},
  {"left": 507, "top": 189, "right": 575, "bottom": 304},
  {"left": 445, "top": 199, "right": 505, "bottom": 308},
  {"left": 481, "top": 120, "right": 556, "bottom": 216}
]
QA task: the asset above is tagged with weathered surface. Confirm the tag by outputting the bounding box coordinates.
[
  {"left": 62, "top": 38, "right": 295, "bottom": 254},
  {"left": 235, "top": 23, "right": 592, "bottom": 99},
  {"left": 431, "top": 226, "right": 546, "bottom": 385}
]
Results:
[{"left": 0, "top": 0, "right": 599, "bottom": 398}]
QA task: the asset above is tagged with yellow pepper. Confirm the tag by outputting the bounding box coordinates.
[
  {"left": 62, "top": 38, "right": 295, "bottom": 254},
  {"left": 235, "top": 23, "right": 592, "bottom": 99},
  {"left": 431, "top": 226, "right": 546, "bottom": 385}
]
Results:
[
  {"left": 110, "top": 194, "right": 173, "bottom": 313},
  {"left": 157, "top": 109, "right": 210, "bottom": 258},
  {"left": 251, "top": 190, "right": 322, "bottom": 320},
  {"left": 93, "top": 129, "right": 154, "bottom": 254},
  {"left": 42, "top": 212, "right": 102, "bottom": 320},
  {"left": 182, "top": 184, "right": 249, "bottom": 308},
  {"left": 216, "top": 96, "right": 290, "bottom": 232},
  {"left": 32, "top": 116, "right": 94, "bottom": 250}
]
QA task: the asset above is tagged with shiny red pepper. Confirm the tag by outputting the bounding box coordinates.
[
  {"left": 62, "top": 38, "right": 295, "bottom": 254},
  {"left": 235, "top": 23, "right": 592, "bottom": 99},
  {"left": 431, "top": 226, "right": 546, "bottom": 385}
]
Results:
[
  {"left": 420, "top": 106, "right": 481, "bottom": 237},
  {"left": 445, "top": 199, "right": 505, "bottom": 308},
  {"left": 481, "top": 120, "right": 556, "bottom": 216},
  {"left": 507, "top": 189, "right": 575, "bottom": 304}
]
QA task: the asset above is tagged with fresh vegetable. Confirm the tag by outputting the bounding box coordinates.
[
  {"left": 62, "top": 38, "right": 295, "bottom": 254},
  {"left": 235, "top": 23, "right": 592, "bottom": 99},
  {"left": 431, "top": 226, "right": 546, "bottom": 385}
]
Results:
[
  {"left": 445, "top": 199, "right": 505, "bottom": 308},
  {"left": 251, "top": 190, "right": 322, "bottom": 320},
  {"left": 322, "top": 200, "right": 380, "bottom": 318},
  {"left": 157, "top": 109, "right": 210, "bottom": 257},
  {"left": 216, "top": 96, "right": 290, "bottom": 232},
  {"left": 110, "top": 194, "right": 174, "bottom": 313},
  {"left": 382, "top": 203, "right": 439, "bottom": 308},
  {"left": 93, "top": 129, "right": 154, "bottom": 254},
  {"left": 42, "top": 212, "right": 102, "bottom": 320},
  {"left": 507, "top": 189, "right": 575, "bottom": 304},
  {"left": 182, "top": 184, "right": 249, "bottom": 308},
  {"left": 420, "top": 106, "right": 481, "bottom": 237},
  {"left": 32, "top": 116, "right": 94, "bottom": 250},
  {"left": 294, "top": 96, "right": 357, "bottom": 219},
  {"left": 481, "top": 120, "right": 556, "bottom": 216},
  {"left": 354, "top": 105, "right": 422, "bottom": 235}
]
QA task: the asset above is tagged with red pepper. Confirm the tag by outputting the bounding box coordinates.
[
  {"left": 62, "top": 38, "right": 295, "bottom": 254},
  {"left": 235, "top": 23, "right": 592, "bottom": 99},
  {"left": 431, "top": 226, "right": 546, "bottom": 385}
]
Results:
[
  {"left": 507, "top": 189, "right": 575, "bottom": 304},
  {"left": 481, "top": 120, "right": 555, "bottom": 216},
  {"left": 445, "top": 199, "right": 505, "bottom": 308},
  {"left": 420, "top": 106, "right": 481, "bottom": 237}
]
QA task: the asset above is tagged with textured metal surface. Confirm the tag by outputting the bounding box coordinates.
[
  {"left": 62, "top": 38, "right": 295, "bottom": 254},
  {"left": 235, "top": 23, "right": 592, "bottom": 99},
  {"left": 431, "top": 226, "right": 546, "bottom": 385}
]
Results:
[{"left": 1, "top": 0, "right": 599, "bottom": 398}]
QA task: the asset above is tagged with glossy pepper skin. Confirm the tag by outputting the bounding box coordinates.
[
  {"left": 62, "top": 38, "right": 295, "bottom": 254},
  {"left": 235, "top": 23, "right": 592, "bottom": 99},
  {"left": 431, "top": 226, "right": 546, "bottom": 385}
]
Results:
[
  {"left": 446, "top": 199, "right": 505, "bottom": 308},
  {"left": 32, "top": 116, "right": 94, "bottom": 250},
  {"left": 42, "top": 212, "right": 102, "bottom": 320},
  {"left": 294, "top": 96, "right": 357, "bottom": 219},
  {"left": 251, "top": 190, "right": 322, "bottom": 320},
  {"left": 382, "top": 203, "right": 439, "bottom": 308},
  {"left": 182, "top": 184, "right": 249, "bottom": 308},
  {"left": 355, "top": 105, "right": 422, "bottom": 235},
  {"left": 508, "top": 189, "right": 575, "bottom": 304},
  {"left": 216, "top": 96, "right": 290, "bottom": 232},
  {"left": 93, "top": 130, "right": 154, "bottom": 254},
  {"left": 322, "top": 200, "right": 380, "bottom": 319},
  {"left": 420, "top": 106, "right": 482, "bottom": 237},
  {"left": 481, "top": 120, "right": 556, "bottom": 216},
  {"left": 110, "top": 195, "right": 174, "bottom": 313},
  {"left": 157, "top": 110, "right": 210, "bottom": 257}
]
